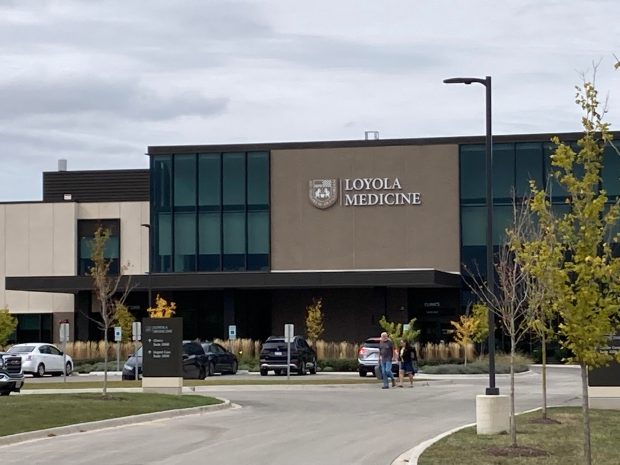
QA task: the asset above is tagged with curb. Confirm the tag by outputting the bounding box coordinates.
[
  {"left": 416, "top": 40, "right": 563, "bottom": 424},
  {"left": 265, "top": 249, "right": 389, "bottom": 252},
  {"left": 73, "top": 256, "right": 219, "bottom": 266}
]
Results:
[
  {"left": 391, "top": 406, "right": 546, "bottom": 465},
  {"left": 0, "top": 397, "right": 232, "bottom": 447}
]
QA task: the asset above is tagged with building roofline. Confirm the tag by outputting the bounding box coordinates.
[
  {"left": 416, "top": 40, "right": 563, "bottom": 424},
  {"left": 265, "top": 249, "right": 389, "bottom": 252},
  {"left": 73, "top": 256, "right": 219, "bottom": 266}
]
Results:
[{"left": 147, "top": 131, "right": 617, "bottom": 155}]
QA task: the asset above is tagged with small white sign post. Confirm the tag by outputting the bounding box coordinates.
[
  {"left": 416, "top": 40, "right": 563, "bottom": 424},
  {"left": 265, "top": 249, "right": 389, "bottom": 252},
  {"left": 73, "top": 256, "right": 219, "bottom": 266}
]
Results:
[
  {"left": 59, "top": 321, "right": 70, "bottom": 384},
  {"left": 114, "top": 326, "right": 122, "bottom": 372},
  {"left": 228, "top": 325, "right": 237, "bottom": 355},
  {"left": 132, "top": 321, "right": 141, "bottom": 381},
  {"left": 284, "top": 324, "right": 294, "bottom": 380}
]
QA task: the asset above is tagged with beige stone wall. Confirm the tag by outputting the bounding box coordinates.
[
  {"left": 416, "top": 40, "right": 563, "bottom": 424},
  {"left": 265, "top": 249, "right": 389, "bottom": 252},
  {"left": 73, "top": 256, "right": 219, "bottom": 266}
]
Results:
[
  {"left": 0, "top": 201, "right": 149, "bottom": 315},
  {"left": 270, "top": 144, "right": 460, "bottom": 272},
  {"left": 0, "top": 202, "right": 77, "bottom": 315},
  {"left": 77, "top": 201, "right": 150, "bottom": 275}
]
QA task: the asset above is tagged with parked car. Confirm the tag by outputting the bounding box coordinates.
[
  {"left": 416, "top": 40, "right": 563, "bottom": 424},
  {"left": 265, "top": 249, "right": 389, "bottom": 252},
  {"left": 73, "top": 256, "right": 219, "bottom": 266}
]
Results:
[
  {"left": 200, "top": 342, "right": 238, "bottom": 376},
  {"left": 122, "top": 340, "right": 238, "bottom": 380},
  {"left": 259, "top": 335, "right": 317, "bottom": 376},
  {"left": 0, "top": 352, "right": 25, "bottom": 395},
  {"left": 8, "top": 343, "right": 73, "bottom": 377},
  {"left": 357, "top": 337, "right": 399, "bottom": 377}
]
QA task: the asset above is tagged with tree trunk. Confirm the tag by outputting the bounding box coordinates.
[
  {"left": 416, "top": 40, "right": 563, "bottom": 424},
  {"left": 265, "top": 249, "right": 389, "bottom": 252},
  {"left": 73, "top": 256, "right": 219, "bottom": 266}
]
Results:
[
  {"left": 103, "top": 306, "right": 109, "bottom": 399},
  {"left": 510, "top": 334, "right": 517, "bottom": 448},
  {"left": 541, "top": 333, "right": 547, "bottom": 420},
  {"left": 581, "top": 362, "right": 591, "bottom": 465}
]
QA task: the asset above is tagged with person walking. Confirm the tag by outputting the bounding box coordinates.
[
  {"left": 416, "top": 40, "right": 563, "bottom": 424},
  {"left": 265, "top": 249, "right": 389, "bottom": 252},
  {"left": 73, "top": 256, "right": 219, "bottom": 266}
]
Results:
[
  {"left": 397, "top": 339, "right": 417, "bottom": 388},
  {"left": 379, "top": 332, "right": 396, "bottom": 389}
]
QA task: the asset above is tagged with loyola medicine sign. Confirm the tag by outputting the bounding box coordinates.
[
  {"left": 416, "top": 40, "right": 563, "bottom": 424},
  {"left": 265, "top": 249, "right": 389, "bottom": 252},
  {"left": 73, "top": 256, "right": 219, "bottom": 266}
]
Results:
[{"left": 309, "top": 177, "right": 422, "bottom": 210}]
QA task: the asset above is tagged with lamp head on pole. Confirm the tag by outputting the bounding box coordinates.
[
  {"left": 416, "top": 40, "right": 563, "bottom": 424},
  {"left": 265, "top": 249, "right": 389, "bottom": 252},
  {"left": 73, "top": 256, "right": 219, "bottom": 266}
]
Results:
[{"left": 443, "top": 76, "right": 489, "bottom": 87}]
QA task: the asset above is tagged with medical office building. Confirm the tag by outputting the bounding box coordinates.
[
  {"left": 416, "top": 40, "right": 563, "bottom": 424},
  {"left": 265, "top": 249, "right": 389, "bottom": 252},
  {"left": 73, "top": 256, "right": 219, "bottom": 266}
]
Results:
[{"left": 4, "top": 132, "right": 619, "bottom": 344}]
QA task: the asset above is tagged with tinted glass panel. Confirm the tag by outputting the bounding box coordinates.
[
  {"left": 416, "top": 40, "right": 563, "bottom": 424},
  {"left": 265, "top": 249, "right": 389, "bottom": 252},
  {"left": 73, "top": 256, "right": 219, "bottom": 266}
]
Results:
[
  {"left": 223, "top": 153, "right": 245, "bottom": 206},
  {"left": 515, "top": 143, "right": 544, "bottom": 197},
  {"left": 198, "top": 153, "right": 221, "bottom": 207},
  {"left": 174, "top": 155, "right": 196, "bottom": 207},
  {"left": 174, "top": 213, "right": 196, "bottom": 272},
  {"left": 602, "top": 145, "right": 620, "bottom": 197},
  {"left": 461, "top": 206, "right": 486, "bottom": 246},
  {"left": 198, "top": 212, "right": 221, "bottom": 271},
  {"left": 460, "top": 145, "right": 485, "bottom": 202},
  {"left": 247, "top": 152, "right": 269, "bottom": 206},
  {"left": 544, "top": 142, "right": 568, "bottom": 200},
  {"left": 223, "top": 211, "right": 245, "bottom": 270},
  {"left": 492, "top": 144, "right": 515, "bottom": 200},
  {"left": 77, "top": 219, "right": 120, "bottom": 275},
  {"left": 152, "top": 155, "right": 172, "bottom": 209},
  {"left": 157, "top": 212, "right": 172, "bottom": 272}
]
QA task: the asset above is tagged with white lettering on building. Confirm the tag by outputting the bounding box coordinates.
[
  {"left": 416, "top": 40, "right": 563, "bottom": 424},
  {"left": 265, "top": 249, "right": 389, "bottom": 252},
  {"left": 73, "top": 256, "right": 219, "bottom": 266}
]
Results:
[{"left": 341, "top": 177, "right": 421, "bottom": 207}]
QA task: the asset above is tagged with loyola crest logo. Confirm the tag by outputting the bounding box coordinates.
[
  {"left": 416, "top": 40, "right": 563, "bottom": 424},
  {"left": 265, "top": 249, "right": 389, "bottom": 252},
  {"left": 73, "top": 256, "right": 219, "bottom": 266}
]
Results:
[{"left": 309, "top": 179, "right": 338, "bottom": 209}]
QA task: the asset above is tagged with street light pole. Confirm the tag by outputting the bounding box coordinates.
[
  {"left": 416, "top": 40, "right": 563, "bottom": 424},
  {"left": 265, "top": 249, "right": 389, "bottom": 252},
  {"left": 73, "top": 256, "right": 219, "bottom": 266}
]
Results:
[
  {"left": 141, "top": 224, "right": 152, "bottom": 308},
  {"left": 444, "top": 76, "right": 499, "bottom": 395}
]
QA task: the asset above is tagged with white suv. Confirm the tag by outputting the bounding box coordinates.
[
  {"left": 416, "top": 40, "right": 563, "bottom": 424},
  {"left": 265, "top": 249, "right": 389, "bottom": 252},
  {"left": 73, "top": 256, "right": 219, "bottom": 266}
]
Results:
[{"left": 357, "top": 337, "right": 398, "bottom": 377}]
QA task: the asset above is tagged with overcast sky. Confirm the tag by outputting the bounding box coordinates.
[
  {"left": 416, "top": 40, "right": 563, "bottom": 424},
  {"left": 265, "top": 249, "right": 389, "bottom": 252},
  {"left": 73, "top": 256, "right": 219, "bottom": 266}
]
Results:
[{"left": 1, "top": 0, "right": 619, "bottom": 201}]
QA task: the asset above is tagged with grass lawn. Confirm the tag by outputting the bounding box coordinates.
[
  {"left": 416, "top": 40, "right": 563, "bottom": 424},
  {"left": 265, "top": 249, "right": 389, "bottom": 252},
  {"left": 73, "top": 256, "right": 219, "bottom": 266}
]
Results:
[
  {"left": 23, "top": 377, "right": 379, "bottom": 390},
  {"left": 0, "top": 393, "right": 221, "bottom": 437},
  {"left": 419, "top": 407, "right": 620, "bottom": 465}
]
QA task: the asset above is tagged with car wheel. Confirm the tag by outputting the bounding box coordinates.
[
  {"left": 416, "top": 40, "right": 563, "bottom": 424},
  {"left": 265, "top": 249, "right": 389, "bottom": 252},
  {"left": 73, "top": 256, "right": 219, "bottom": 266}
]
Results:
[
  {"left": 231, "top": 361, "right": 238, "bottom": 375},
  {"left": 309, "top": 359, "right": 317, "bottom": 375},
  {"left": 207, "top": 362, "right": 215, "bottom": 377},
  {"left": 0, "top": 391, "right": 10, "bottom": 396},
  {"left": 274, "top": 369, "right": 283, "bottom": 376},
  {"left": 65, "top": 362, "right": 72, "bottom": 376},
  {"left": 298, "top": 360, "right": 307, "bottom": 376},
  {"left": 358, "top": 369, "right": 367, "bottom": 377},
  {"left": 260, "top": 369, "right": 268, "bottom": 376},
  {"left": 36, "top": 363, "right": 45, "bottom": 377}
]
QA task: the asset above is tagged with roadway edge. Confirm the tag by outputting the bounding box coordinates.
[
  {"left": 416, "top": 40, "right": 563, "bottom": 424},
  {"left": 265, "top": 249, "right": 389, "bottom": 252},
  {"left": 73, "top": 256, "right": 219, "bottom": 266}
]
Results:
[{"left": 0, "top": 397, "right": 232, "bottom": 447}]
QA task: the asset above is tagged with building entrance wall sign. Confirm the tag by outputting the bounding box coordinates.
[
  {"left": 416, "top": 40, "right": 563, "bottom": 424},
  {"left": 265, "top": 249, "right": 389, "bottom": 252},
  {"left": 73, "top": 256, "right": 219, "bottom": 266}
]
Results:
[{"left": 309, "top": 177, "right": 422, "bottom": 209}]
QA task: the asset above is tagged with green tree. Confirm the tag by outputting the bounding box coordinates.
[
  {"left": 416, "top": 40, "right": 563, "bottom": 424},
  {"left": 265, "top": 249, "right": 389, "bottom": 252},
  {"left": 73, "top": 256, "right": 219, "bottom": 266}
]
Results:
[
  {"left": 114, "top": 302, "right": 135, "bottom": 343},
  {"left": 518, "top": 76, "right": 620, "bottom": 465},
  {"left": 0, "top": 308, "right": 18, "bottom": 347},
  {"left": 305, "top": 297, "right": 325, "bottom": 345},
  {"left": 379, "top": 316, "right": 420, "bottom": 345},
  {"left": 90, "top": 226, "right": 134, "bottom": 397},
  {"left": 450, "top": 305, "right": 485, "bottom": 366},
  {"left": 467, "top": 198, "right": 532, "bottom": 449},
  {"left": 471, "top": 303, "right": 489, "bottom": 350},
  {"left": 509, "top": 193, "right": 561, "bottom": 421}
]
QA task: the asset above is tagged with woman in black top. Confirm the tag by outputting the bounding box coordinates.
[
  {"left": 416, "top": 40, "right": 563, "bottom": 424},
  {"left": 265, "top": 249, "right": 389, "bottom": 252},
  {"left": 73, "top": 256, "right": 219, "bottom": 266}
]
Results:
[{"left": 398, "top": 339, "right": 417, "bottom": 388}]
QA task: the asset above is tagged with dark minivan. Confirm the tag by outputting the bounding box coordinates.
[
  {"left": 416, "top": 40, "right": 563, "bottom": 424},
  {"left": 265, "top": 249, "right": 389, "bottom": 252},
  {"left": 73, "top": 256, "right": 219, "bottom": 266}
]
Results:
[{"left": 259, "top": 336, "right": 317, "bottom": 376}]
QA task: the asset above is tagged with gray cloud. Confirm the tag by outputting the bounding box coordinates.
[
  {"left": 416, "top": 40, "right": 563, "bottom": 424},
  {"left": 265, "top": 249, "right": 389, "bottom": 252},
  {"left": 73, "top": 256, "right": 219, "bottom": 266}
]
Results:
[{"left": 0, "top": 78, "right": 228, "bottom": 120}]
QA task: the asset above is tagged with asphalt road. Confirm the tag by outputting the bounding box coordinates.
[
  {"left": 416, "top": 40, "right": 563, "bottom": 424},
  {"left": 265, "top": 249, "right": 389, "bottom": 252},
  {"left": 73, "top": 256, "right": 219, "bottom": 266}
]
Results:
[{"left": 2, "top": 367, "right": 582, "bottom": 465}]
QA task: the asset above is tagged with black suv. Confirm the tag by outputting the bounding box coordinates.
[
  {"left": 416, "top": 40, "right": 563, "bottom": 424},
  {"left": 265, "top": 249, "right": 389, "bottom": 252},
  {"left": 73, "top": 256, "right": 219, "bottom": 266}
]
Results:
[
  {"left": 0, "top": 351, "right": 25, "bottom": 395},
  {"left": 259, "top": 336, "right": 317, "bottom": 376}
]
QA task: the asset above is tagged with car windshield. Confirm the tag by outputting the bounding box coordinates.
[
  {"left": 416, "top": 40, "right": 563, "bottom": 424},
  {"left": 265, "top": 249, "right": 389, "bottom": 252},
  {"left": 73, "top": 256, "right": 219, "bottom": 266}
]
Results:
[{"left": 8, "top": 345, "right": 35, "bottom": 353}]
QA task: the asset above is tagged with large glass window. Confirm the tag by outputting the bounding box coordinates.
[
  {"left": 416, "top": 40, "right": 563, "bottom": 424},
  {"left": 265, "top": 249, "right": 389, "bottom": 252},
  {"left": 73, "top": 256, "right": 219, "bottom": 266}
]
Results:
[
  {"left": 199, "top": 212, "right": 221, "bottom": 271},
  {"left": 492, "top": 144, "right": 515, "bottom": 201},
  {"left": 460, "top": 145, "right": 485, "bottom": 202},
  {"left": 151, "top": 151, "right": 270, "bottom": 272},
  {"left": 223, "top": 153, "right": 245, "bottom": 206},
  {"left": 515, "top": 143, "right": 544, "bottom": 196},
  {"left": 77, "top": 219, "right": 120, "bottom": 275},
  {"left": 174, "top": 155, "right": 196, "bottom": 207},
  {"left": 174, "top": 212, "right": 196, "bottom": 272}
]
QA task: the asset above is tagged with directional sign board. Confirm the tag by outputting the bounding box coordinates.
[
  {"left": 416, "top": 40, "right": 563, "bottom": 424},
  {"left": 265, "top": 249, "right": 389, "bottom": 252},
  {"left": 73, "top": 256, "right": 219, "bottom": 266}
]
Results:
[
  {"left": 114, "top": 326, "right": 122, "bottom": 342},
  {"left": 59, "top": 321, "right": 70, "bottom": 343},
  {"left": 228, "top": 325, "right": 237, "bottom": 341},
  {"left": 142, "top": 318, "right": 183, "bottom": 377}
]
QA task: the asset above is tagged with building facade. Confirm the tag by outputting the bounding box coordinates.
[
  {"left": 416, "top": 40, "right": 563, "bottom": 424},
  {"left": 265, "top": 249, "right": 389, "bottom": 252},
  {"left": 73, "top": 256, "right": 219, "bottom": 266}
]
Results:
[{"left": 4, "top": 132, "right": 618, "bottom": 344}]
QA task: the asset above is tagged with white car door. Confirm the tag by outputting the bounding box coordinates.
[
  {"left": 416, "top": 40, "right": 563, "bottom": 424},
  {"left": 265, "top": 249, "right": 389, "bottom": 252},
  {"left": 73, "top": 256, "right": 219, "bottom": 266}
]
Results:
[{"left": 48, "top": 345, "right": 63, "bottom": 371}]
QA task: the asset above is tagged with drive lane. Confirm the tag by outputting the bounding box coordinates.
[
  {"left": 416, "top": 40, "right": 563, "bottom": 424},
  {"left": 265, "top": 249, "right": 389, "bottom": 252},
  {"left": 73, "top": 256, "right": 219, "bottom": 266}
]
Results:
[{"left": 1, "top": 368, "right": 581, "bottom": 465}]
